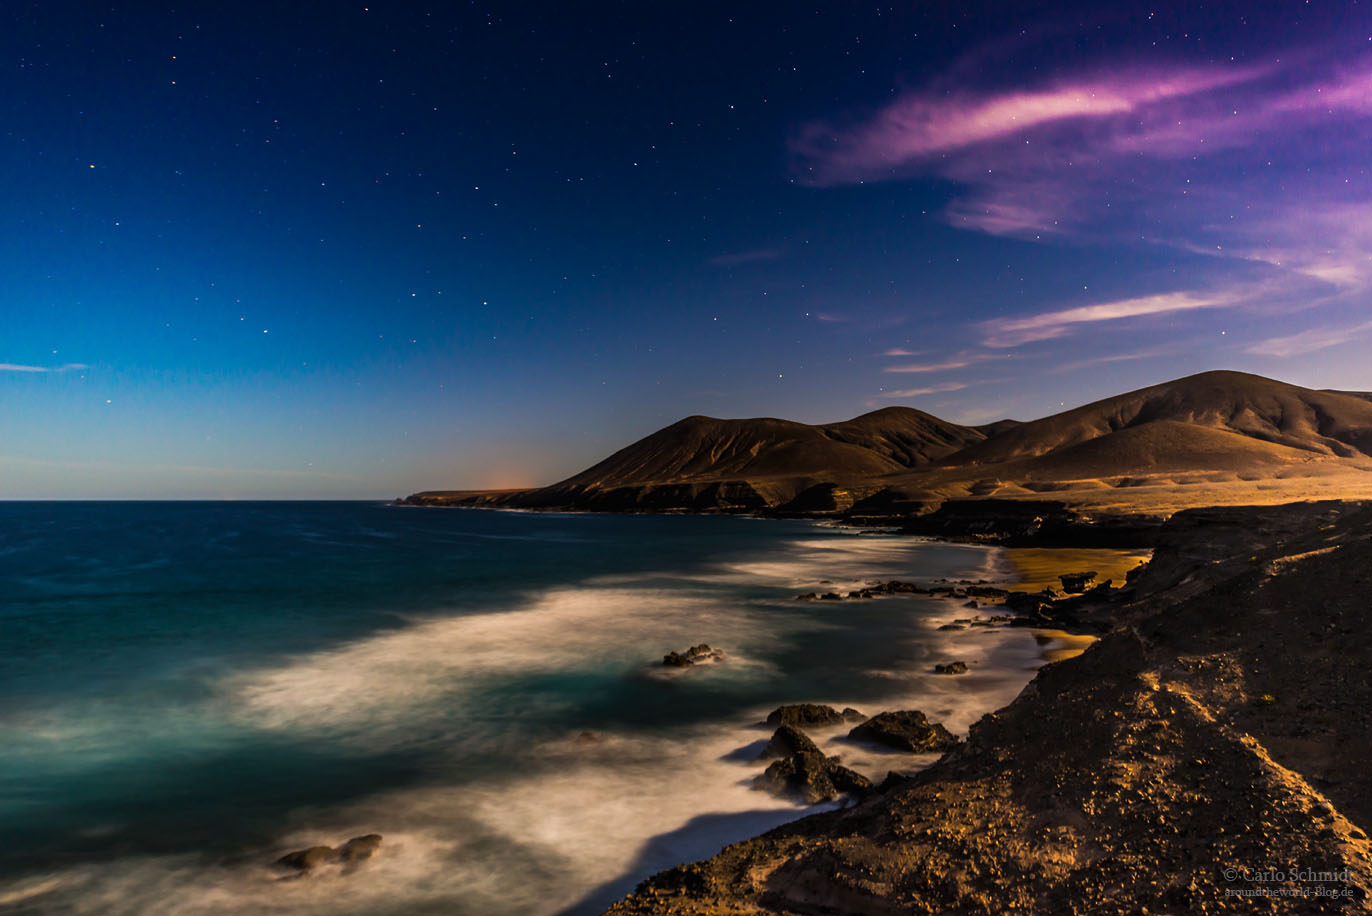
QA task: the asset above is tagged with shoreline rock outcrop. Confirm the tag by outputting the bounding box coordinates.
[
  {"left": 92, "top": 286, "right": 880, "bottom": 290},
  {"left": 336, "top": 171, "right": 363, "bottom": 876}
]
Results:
[
  {"left": 764, "top": 704, "right": 866, "bottom": 728},
  {"left": 605, "top": 501, "right": 1372, "bottom": 915},
  {"left": 275, "top": 834, "right": 382, "bottom": 874},
  {"left": 846, "top": 710, "right": 959, "bottom": 753}
]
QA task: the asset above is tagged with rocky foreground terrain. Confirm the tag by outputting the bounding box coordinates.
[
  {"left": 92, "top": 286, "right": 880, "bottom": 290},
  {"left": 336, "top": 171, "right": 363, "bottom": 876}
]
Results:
[{"left": 603, "top": 501, "right": 1372, "bottom": 914}]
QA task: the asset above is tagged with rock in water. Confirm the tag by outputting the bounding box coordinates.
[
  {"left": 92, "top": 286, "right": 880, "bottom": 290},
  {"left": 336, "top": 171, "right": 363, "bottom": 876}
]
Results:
[
  {"left": 753, "top": 749, "right": 871, "bottom": 804},
  {"left": 663, "top": 643, "right": 723, "bottom": 667},
  {"left": 934, "top": 661, "right": 969, "bottom": 675},
  {"left": 337, "top": 834, "right": 382, "bottom": 864},
  {"left": 756, "top": 724, "right": 822, "bottom": 760},
  {"left": 848, "top": 710, "right": 959, "bottom": 752},
  {"left": 276, "top": 835, "right": 383, "bottom": 872},
  {"left": 276, "top": 845, "right": 336, "bottom": 871},
  {"left": 765, "top": 703, "right": 867, "bottom": 727},
  {"left": 1059, "top": 570, "right": 1098, "bottom": 592}
]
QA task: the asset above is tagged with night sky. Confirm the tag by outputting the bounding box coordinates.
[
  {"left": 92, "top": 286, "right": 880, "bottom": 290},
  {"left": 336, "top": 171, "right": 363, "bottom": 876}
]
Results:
[{"left": 4, "top": 3, "right": 1371, "bottom": 497}]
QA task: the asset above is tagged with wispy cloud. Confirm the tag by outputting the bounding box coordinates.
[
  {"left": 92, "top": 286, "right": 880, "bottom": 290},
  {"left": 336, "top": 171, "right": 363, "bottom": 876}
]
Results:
[
  {"left": 883, "top": 348, "right": 919, "bottom": 357},
  {"left": 708, "top": 247, "right": 784, "bottom": 267},
  {"left": 980, "top": 290, "right": 1237, "bottom": 348},
  {"left": 0, "top": 362, "right": 89, "bottom": 373},
  {"left": 1246, "top": 319, "right": 1372, "bottom": 358},
  {"left": 883, "top": 352, "right": 1005, "bottom": 373},
  {"left": 793, "top": 52, "right": 1372, "bottom": 322},
  {"left": 792, "top": 65, "right": 1267, "bottom": 186},
  {"left": 877, "top": 381, "right": 968, "bottom": 399}
]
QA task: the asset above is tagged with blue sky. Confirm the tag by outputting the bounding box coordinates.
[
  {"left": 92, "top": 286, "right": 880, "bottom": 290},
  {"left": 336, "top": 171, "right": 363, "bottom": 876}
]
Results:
[{"left": 3, "top": 2, "right": 1371, "bottom": 497}]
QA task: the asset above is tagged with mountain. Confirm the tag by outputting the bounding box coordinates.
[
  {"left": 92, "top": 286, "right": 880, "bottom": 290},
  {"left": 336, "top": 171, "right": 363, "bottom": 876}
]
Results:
[
  {"left": 551, "top": 406, "right": 987, "bottom": 491},
  {"left": 949, "top": 371, "right": 1372, "bottom": 466},
  {"left": 406, "top": 371, "right": 1372, "bottom": 516}
]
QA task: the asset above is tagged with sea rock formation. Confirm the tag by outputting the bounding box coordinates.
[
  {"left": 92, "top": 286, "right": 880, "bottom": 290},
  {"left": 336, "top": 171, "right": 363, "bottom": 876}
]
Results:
[
  {"left": 275, "top": 834, "right": 382, "bottom": 873},
  {"left": 662, "top": 644, "right": 722, "bottom": 667},
  {"left": 604, "top": 501, "right": 1372, "bottom": 916},
  {"left": 765, "top": 704, "right": 866, "bottom": 728},
  {"left": 752, "top": 748, "right": 872, "bottom": 804},
  {"left": 755, "top": 724, "right": 821, "bottom": 760},
  {"left": 846, "top": 710, "right": 959, "bottom": 753}
]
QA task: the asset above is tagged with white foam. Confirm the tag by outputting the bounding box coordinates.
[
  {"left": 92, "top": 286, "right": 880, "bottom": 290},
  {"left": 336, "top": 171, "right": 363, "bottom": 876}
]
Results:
[
  {"left": 5, "top": 535, "right": 1050, "bottom": 915},
  {"left": 229, "top": 585, "right": 818, "bottom": 743}
]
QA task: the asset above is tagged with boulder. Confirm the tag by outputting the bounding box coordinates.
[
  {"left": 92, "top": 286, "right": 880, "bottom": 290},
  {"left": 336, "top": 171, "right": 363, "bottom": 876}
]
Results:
[
  {"left": 276, "top": 845, "right": 335, "bottom": 871},
  {"left": 765, "top": 704, "right": 867, "bottom": 728},
  {"left": 847, "top": 711, "right": 959, "bottom": 753},
  {"left": 1059, "top": 571, "right": 1098, "bottom": 593},
  {"left": 934, "top": 661, "right": 969, "bottom": 675},
  {"left": 756, "top": 724, "right": 822, "bottom": 760},
  {"left": 337, "top": 834, "right": 382, "bottom": 863},
  {"left": 276, "top": 835, "right": 383, "bottom": 872},
  {"left": 663, "top": 643, "right": 723, "bottom": 667},
  {"left": 752, "top": 749, "right": 871, "bottom": 804}
]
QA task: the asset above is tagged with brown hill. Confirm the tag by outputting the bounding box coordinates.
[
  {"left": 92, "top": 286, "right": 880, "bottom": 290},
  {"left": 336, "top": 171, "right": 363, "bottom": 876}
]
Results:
[
  {"left": 406, "top": 371, "right": 1372, "bottom": 515},
  {"left": 550, "top": 407, "right": 986, "bottom": 490},
  {"left": 949, "top": 370, "right": 1372, "bottom": 466}
]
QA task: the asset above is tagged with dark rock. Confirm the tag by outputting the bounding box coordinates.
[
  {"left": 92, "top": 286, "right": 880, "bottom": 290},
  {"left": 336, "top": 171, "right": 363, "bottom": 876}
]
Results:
[
  {"left": 1059, "top": 571, "right": 1098, "bottom": 593},
  {"left": 276, "top": 845, "right": 335, "bottom": 871},
  {"left": 276, "top": 835, "right": 382, "bottom": 872},
  {"left": 794, "top": 592, "right": 818, "bottom": 601},
  {"left": 752, "top": 748, "right": 872, "bottom": 804},
  {"left": 848, "top": 710, "right": 959, "bottom": 753},
  {"left": 337, "top": 834, "right": 382, "bottom": 864},
  {"left": 766, "top": 704, "right": 867, "bottom": 728},
  {"left": 663, "top": 643, "right": 723, "bottom": 667},
  {"left": 819, "top": 592, "right": 842, "bottom": 600},
  {"left": 756, "top": 724, "right": 822, "bottom": 760},
  {"left": 934, "top": 661, "right": 969, "bottom": 675},
  {"left": 938, "top": 623, "right": 966, "bottom": 631}
]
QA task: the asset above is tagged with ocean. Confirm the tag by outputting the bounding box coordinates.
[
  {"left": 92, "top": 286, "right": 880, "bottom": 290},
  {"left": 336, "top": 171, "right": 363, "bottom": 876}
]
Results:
[{"left": 0, "top": 501, "right": 1056, "bottom": 915}]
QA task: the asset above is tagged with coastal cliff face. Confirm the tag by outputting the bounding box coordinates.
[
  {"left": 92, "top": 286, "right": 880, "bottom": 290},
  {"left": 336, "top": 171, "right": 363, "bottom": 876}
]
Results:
[
  {"left": 602, "top": 501, "right": 1372, "bottom": 915},
  {"left": 406, "top": 371, "right": 1372, "bottom": 520}
]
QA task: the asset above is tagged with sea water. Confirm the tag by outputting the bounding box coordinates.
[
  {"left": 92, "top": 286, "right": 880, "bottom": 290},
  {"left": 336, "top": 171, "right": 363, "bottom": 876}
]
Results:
[{"left": 0, "top": 502, "right": 1049, "bottom": 915}]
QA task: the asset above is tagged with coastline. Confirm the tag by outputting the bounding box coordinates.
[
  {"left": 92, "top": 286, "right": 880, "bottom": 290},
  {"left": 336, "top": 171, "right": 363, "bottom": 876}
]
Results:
[
  {"left": 603, "top": 499, "right": 1372, "bottom": 915},
  {"left": 0, "top": 506, "right": 1135, "bottom": 916}
]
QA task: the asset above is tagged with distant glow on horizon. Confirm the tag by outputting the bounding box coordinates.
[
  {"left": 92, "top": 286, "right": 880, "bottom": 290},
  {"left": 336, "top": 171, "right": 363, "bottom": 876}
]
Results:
[{"left": 3, "top": 4, "right": 1370, "bottom": 497}]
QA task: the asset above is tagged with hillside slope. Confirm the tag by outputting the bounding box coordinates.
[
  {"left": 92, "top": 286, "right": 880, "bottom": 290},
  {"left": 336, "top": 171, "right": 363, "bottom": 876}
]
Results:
[{"left": 406, "top": 371, "right": 1372, "bottom": 515}]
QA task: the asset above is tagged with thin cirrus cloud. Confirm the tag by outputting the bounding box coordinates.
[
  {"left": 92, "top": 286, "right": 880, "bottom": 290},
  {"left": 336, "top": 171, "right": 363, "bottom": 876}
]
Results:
[
  {"left": 979, "top": 290, "right": 1237, "bottom": 348},
  {"left": 791, "top": 65, "right": 1266, "bottom": 186},
  {"left": 883, "top": 353, "right": 1001, "bottom": 373},
  {"left": 0, "top": 362, "right": 89, "bottom": 373},
  {"left": 877, "top": 381, "right": 968, "bottom": 399},
  {"left": 792, "top": 52, "right": 1372, "bottom": 309},
  {"left": 1246, "top": 319, "right": 1372, "bottom": 358}
]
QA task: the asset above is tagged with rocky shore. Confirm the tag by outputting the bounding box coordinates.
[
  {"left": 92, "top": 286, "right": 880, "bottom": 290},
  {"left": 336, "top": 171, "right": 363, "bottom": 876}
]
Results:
[{"left": 602, "top": 500, "right": 1372, "bottom": 914}]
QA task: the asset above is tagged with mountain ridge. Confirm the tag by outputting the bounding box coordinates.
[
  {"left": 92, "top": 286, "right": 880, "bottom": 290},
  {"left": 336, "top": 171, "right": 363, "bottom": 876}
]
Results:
[{"left": 406, "top": 371, "right": 1372, "bottom": 517}]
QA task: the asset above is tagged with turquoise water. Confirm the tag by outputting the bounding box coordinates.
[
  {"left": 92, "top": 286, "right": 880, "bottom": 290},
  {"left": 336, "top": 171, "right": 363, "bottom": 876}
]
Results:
[{"left": 0, "top": 502, "right": 1046, "bottom": 914}]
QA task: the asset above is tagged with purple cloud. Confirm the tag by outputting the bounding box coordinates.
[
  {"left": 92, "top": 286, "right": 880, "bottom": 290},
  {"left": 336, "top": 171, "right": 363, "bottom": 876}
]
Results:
[
  {"left": 801, "top": 49, "right": 1372, "bottom": 370},
  {"left": 793, "top": 65, "right": 1267, "bottom": 186}
]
